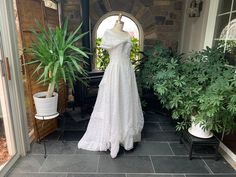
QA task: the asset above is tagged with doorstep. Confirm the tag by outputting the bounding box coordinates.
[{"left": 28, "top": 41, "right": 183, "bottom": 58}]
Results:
[{"left": 219, "top": 141, "right": 236, "bottom": 170}]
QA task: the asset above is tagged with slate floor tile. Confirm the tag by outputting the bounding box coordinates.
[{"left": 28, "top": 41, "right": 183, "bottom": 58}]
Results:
[
  {"left": 169, "top": 143, "right": 188, "bottom": 155},
  {"left": 44, "top": 130, "right": 61, "bottom": 140},
  {"left": 63, "top": 118, "right": 89, "bottom": 131},
  {"left": 10, "top": 155, "right": 45, "bottom": 173},
  {"left": 40, "top": 154, "right": 98, "bottom": 172},
  {"left": 143, "top": 123, "right": 162, "bottom": 133},
  {"left": 7, "top": 173, "right": 66, "bottom": 177},
  {"left": 67, "top": 174, "right": 125, "bottom": 177},
  {"left": 7, "top": 112, "right": 236, "bottom": 177},
  {"left": 124, "top": 142, "right": 173, "bottom": 156},
  {"left": 203, "top": 158, "right": 236, "bottom": 173},
  {"left": 144, "top": 112, "right": 173, "bottom": 123},
  {"left": 59, "top": 131, "right": 85, "bottom": 141},
  {"left": 151, "top": 156, "right": 210, "bottom": 173},
  {"left": 31, "top": 141, "right": 77, "bottom": 154},
  {"left": 159, "top": 122, "right": 177, "bottom": 131},
  {"left": 76, "top": 147, "right": 125, "bottom": 156},
  {"left": 98, "top": 155, "right": 154, "bottom": 173},
  {"left": 144, "top": 112, "right": 160, "bottom": 122},
  {"left": 142, "top": 131, "right": 180, "bottom": 142},
  {"left": 127, "top": 175, "right": 184, "bottom": 177},
  {"left": 186, "top": 175, "right": 236, "bottom": 177}
]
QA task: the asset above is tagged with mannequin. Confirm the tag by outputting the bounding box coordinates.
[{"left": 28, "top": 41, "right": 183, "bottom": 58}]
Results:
[
  {"left": 111, "top": 13, "right": 128, "bottom": 37},
  {"left": 78, "top": 12, "right": 144, "bottom": 159}
]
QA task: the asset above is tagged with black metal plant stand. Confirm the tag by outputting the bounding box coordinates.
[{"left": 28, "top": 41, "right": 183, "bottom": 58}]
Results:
[
  {"left": 180, "top": 130, "right": 220, "bottom": 160},
  {"left": 35, "top": 113, "right": 59, "bottom": 158}
]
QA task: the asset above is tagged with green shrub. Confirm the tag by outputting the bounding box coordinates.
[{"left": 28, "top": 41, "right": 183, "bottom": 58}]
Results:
[
  {"left": 95, "top": 37, "right": 141, "bottom": 71},
  {"left": 140, "top": 43, "right": 236, "bottom": 133}
]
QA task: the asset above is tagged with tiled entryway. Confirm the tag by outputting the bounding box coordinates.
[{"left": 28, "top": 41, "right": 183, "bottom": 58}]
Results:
[{"left": 7, "top": 111, "right": 236, "bottom": 177}]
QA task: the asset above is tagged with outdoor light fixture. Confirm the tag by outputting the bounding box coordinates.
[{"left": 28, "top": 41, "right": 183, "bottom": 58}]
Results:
[{"left": 188, "top": 0, "right": 203, "bottom": 17}]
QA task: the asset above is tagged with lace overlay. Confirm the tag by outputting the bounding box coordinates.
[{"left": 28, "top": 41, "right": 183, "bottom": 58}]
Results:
[{"left": 78, "top": 29, "right": 144, "bottom": 158}]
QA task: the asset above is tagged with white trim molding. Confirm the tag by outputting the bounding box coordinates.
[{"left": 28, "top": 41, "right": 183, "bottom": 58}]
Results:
[
  {"left": 219, "top": 142, "right": 236, "bottom": 170},
  {"left": 203, "top": 0, "right": 219, "bottom": 48}
]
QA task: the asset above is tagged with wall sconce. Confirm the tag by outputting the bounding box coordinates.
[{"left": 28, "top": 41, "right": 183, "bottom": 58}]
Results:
[{"left": 188, "top": 0, "right": 203, "bottom": 17}]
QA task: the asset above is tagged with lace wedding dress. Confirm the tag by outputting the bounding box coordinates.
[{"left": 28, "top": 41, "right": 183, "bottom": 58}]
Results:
[{"left": 78, "top": 29, "right": 144, "bottom": 158}]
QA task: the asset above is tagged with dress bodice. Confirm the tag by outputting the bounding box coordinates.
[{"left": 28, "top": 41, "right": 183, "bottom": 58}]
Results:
[{"left": 101, "top": 29, "right": 132, "bottom": 65}]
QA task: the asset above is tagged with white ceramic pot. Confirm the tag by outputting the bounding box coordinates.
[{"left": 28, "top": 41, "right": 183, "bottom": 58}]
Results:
[
  {"left": 33, "top": 91, "right": 58, "bottom": 116},
  {"left": 188, "top": 116, "right": 213, "bottom": 138}
]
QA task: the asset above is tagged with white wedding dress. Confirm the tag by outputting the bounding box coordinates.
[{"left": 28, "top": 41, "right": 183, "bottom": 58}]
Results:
[{"left": 78, "top": 29, "right": 144, "bottom": 158}]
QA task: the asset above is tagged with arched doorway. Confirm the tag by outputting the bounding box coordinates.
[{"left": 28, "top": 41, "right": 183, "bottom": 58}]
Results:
[{"left": 92, "top": 11, "right": 144, "bottom": 71}]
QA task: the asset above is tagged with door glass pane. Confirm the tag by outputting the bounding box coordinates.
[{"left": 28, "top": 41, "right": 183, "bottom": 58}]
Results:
[
  {"left": 0, "top": 31, "right": 16, "bottom": 171},
  {"left": 0, "top": 103, "right": 12, "bottom": 168},
  {"left": 218, "top": 0, "right": 232, "bottom": 14}
]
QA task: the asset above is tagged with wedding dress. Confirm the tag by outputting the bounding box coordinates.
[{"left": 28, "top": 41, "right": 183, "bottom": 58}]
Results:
[{"left": 78, "top": 29, "right": 144, "bottom": 158}]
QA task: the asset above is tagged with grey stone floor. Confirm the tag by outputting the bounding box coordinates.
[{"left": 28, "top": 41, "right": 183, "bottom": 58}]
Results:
[{"left": 7, "top": 111, "right": 236, "bottom": 177}]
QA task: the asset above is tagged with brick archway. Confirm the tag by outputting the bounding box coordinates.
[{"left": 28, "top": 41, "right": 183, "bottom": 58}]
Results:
[{"left": 89, "top": 0, "right": 184, "bottom": 51}]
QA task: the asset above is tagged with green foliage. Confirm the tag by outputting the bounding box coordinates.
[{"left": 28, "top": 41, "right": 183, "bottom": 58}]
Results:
[
  {"left": 95, "top": 37, "right": 141, "bottom": 70},
  {"left": 28, "top": 20, "right": 88, "bottom": 97},
  {"left": 140, "top": 43, "right": 236, "bottom": 133},
  {"left": 138, "top": 43, "right": 177, "bottom": 90},
  {"left": 95, "top": 38, "right": 109, "bottom": 71}
]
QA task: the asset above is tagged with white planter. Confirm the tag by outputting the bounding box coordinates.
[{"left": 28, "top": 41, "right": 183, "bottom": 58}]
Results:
[
  {"left": 33, "top": 91, "right": 58, "bottom": 116},
  {"left": 188, "top": 116, "right": 213, "bottom": 138}
]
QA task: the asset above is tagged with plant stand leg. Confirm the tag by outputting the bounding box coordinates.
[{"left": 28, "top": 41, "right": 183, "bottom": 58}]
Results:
[
  {"left": 59, "top": 113, "right": 66, "bottom": 143},
  {"left": 189, "top": 143, "right": 193, "bottom": 160},
  {"left": 35, "top": 119, "right": 41, "bottom": 143},
  {"left": 215, "top": 144, "right": 219, "bottom": 161},
  {"left": 42, "top": 116, "right": 47, "bottom": 158},
  {"left": 180, "top": 132, "right": 183, "bottom": 144}
]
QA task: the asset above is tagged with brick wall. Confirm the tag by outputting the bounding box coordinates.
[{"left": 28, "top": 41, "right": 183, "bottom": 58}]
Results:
[{"left": 62, "top": 0, "right": 185, "bottom": 52}]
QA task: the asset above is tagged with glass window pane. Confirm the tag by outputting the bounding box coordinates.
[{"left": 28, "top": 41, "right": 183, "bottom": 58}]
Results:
[
  {"left": 225, "top": 40, "right": 236, "bottom": 65},
  {"left": 230, "top": 12, "right": 236, "bottom": 21},
  {"left": 228, "top": 13, "right": 236, "bottom": 40},
  {"left": 218, "top": 0, "right": 232, "bottom": 14},
  {"left": 233, "top": 0, "right": 236, "bottom": 10},
  {"left": 214, "top": 14, "right": 230, "bottom": 39}
]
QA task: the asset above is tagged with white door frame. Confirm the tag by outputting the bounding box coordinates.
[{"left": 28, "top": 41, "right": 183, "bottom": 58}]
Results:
[{"left": 0, "top": 0, "right": 29, "bottom": 176}]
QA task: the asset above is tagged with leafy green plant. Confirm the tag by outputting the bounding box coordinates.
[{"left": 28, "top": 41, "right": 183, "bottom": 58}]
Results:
[
  {"left": 138, "top": 43, "right": 175, "bottom": 90},
  {"left": 28, "top": 20, "right": 88, "bottom": 97},
  {"left": 95, "top": 37, "right": 141, "bottom": 71},
  {"left": 141, "top": 43, "right": 236, "bottom": 133},
  {"left": 95, "top": 38, "right": 109, "bottom": 71}
]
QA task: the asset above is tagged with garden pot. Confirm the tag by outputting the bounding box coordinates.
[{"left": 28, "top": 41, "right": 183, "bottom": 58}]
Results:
[
  {"left": 33, "top": 91, "right": 58, "bottom": 116},
  {"left": 188, "top": 116, "right": 213, "bottom": 138}
]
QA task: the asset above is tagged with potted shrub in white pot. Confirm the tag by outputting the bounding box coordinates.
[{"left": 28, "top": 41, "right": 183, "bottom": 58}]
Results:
[
  {"left": 28, "top": 20, "right": 88, "bottom": 117},
  {"left": 140, "top": 44, "right": 236, "bottom": 138}
]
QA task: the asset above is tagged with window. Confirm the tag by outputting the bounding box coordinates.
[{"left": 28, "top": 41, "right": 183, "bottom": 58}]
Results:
[
  {"left": 214, "top": 0, "right": 236, "bottom": 65},
  {"left": 93, "top": 13, "right": 143, "bottom": 71}
]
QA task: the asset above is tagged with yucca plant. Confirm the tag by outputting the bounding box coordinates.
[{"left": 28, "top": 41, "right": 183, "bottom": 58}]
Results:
[{"left": 29, "top": 19, "right": 88, "bottom": 98}]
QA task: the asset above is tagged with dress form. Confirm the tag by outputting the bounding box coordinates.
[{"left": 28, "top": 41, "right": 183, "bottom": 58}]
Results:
[
  {"left": 111, "top": 14, "right": 128, "bottom": 37},
  {"left": 78, "top": 13, "right": 144, "bottom": 159}
]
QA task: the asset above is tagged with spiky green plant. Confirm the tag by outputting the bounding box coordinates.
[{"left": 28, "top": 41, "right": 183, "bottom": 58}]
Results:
[{"left": 28, "top": 20, "right": 88, "bottom": 97}]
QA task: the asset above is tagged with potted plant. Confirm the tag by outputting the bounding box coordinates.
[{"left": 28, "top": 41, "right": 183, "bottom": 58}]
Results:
[
  {"left": 28, "top": 20, "right": 88, "bottom": 117},
  {"left": 141, "top": 44, "right": 236, "bottom": 138}
]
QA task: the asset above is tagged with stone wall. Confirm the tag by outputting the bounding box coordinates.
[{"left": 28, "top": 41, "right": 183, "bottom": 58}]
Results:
[{"left": 63, "top": 0, "right": 185, "bottom": 52}]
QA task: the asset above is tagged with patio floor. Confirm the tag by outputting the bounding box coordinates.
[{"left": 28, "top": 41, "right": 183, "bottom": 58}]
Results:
[{"left": 7, "top": 110, "right": 236, "bottom": 177}]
